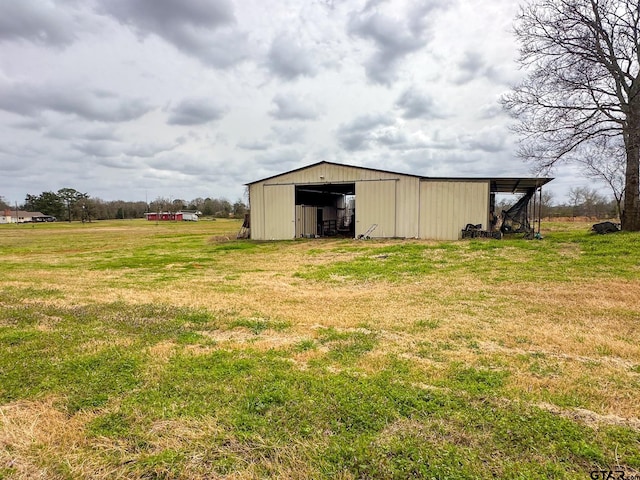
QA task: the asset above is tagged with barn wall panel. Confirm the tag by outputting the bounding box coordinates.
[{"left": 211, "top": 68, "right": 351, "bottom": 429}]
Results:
[
  {"left": 419, "top": 181, "right": 489, "bottom": 240},
  {"left": 263, "top": 184, "right": 295, "bottom": 240},
  {"left": 264, "top": 163, "right": 405, "bottom": 185},
  {"left": 396, "top": 176, "right": 420, "bottom": 238},
  {"left": 248, "top": 183, "right": 264, "bottom": 240},
  {"left": 261, "top": 163, "right": 432, "bottom": 188},
  {"left": 356, "top": 180, "right": 397, "bottom": 237}
]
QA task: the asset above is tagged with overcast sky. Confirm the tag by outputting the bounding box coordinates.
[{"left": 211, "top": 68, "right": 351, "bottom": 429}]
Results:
[{"left": 0, "top": 0, "right": 591, "bottom": 206}]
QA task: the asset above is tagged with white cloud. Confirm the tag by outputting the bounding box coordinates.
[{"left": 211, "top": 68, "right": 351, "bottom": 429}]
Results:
[
  {"left": 0, "top": 0, "right": 81, "bottom": 46},
  {"left": 347, "top": 0, "right": 450, "bottom": 85},
  {"left": 266, "top": 33, "right": 318, "bottom": 80},
  {"left": 99, "top": 0, "right": 250, "bottom": 68},
  {"left": 167, "top": 98, "right": 227, "bottom": 126},
  {"left": 395, "top": 86, "right": 447, "bottom": 120},
  {"left": 336, "top": 112, "right": 397, "bottom": 151},
  {"left": 270, "top": 93, "right": 321, "bottom": 121},
  {"left": 0, "top": 0, "right": 587, "bottom": 204},
  {"left": 0, "top": 81, "right": 152, "bottom": 122}
]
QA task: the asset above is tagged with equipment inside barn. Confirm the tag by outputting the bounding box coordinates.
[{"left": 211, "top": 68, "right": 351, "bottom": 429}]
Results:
[{"left": 295, "top": 184, "right": 355, "bottom": 238}]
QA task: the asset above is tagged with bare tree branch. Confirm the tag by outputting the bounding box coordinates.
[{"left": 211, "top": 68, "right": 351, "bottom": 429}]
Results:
[{"left": 501, "top": 0, "right": 640, "bottom": 230}]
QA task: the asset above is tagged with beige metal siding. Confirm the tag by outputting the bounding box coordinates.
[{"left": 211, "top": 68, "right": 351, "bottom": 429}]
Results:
[
  {"left": 251, "top": 163, "right": 493, "bottom": 241},
  {"left": 395, "top": 176, "right": 420, "bottom": 238},
  {"left": 356, "top": 180, "right": 397, "bottom": 237},
  {"left": 262, "top": 163, "right": 406, "bottom": 185},
  {"left": 256, "top": 163, "right": 416, "bottom": 240},
  {"left": 248, "top": 183, "right": 264, "bottom": 240},
  {"left": 263, "top": 184, "right": 295, "bottom": 239},
  {"left": 419, "top": 180, "right": 489, "bottom": 240}
]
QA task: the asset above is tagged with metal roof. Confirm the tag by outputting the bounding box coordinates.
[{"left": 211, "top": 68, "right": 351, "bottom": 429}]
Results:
[
  {"left": 489, "top": 178, "right": 553, "bottom": 194},
  {"left": 247, "top": 161, "right": 553, "bottom": 193}
]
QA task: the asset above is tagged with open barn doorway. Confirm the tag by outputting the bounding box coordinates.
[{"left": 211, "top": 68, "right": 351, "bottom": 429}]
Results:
[{"left": 295, "top": 183, "right": 355, "bottom": 238}]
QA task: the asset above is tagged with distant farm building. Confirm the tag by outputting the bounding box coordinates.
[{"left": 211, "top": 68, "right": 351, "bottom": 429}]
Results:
[
  {"left": 247, "top": 161, "right": 552, "bottom": 241},
  {"left": 144, "top": 211, "right": 199, "bottom": 222},
  {"left": 0, "top": 210, "right": 56, "bottom": 224}
]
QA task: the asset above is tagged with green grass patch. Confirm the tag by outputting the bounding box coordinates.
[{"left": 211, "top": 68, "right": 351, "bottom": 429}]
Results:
[
  {"left": 295, "top": 230, "right": 640, "bottom": 283},
  {"left": 209, "top": 241, "right": 260, "bottom": 252},
  {"left": 412, "top": 318, "right": 441, "bottom": 330},
  {"left": 106, "top": 348, "right": 633, "bottom": 477},
  {"left": 441, "top": 364, "right": 510, "bottom": 395},
  {"left": 316, "top": 327, "right": 378, "bottom": 363},
  {"left": 1, "top": 299, "right": 638, "bottom": 477},
  {"left": 294, "top": 339, "right": 317, "bottom": 352}
]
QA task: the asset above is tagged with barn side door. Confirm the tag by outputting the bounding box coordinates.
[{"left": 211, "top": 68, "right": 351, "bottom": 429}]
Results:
[
  {"left": 355, "top": 180, "right": 397, "bottom": 238},
  {"left": 263, "top": 184, "right": 295, "bottom": 239}
]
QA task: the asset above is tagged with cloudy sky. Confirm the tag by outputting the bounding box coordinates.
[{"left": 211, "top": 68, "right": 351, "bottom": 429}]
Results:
[{"left": 0, "top": 0, "right": 589, "bottom": 205}]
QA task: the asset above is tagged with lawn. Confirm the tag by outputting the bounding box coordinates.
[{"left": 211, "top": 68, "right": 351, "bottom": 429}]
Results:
[{"left": 0, "top": 219, "right": 639, "bottom": 479}]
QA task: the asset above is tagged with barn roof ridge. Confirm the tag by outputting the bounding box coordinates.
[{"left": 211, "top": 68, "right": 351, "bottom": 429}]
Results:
[{"left": 246, "top": 161, "right": 553, "bottom": 193}]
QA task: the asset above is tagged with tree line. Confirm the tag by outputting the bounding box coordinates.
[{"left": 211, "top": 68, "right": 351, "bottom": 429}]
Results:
[
  {"left": 496, "top": 187, "right": 619, "bottom": 221},
  {"left": 2, "top": 186, "right": 618, "bottom": 224},
  {"left": 1, "top": 189, "right": 247, "bottom": 222}
]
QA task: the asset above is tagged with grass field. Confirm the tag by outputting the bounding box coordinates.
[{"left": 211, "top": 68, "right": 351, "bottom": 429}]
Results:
[{"left": 0, "top": 218, "right": 639, "bottom": 479}]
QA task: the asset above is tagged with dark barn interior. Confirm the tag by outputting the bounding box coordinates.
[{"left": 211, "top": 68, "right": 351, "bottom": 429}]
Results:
[{"left": 295, "top": 183, "right": 355, "bottom": 237}]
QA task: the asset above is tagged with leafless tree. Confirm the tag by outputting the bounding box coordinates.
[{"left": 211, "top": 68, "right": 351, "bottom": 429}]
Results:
[
  {"left": 540, "top": 190, "right": 555, "bottom": 218},
  {"left": 576, "top": 136, "right": 626, "bottom": 218},
  {"left": 502, "top": 0, "right": 640, "bottom": 230},
  {"left": 568, "top": 186, "right": 609, "bottom": 217}
]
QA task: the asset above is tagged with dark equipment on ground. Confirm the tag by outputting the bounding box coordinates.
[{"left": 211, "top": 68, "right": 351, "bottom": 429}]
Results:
[
  {"left": 357, "top": 223, "right": 378, "bottom": 240},
  {"left": 461, "top": 185, "right": 545, "bottom": 241},
  {"left": 591, "top": 221, "right": 620, "bottom": 234},
  {"left": 500, "top": 188, "right": 536, "bottom": 239},
  {"left": 237, "top": 213, "right": 250, "bottom": 239},
  {"left": 461, "top": 223, "right": 502, "bottom": 239}
]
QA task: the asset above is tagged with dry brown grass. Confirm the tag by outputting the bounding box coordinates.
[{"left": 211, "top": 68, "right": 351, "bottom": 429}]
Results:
[
  {"left": 0, "top": 399, "right": 325, "bottom": 480},
  {"left": 2, "top": 220, "right": 639, "bottom": 477},
  {"left": 0, "top": 399, "right": 100, "bottom": 479}
]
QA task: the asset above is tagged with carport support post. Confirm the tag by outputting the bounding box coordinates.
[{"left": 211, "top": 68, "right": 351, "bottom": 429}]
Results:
[
  {"left": 531, "top": 189, "right": 537, "bottom": 235},
  {"left": 538, "top": 187, "right": 542, "bottom": 235}
]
